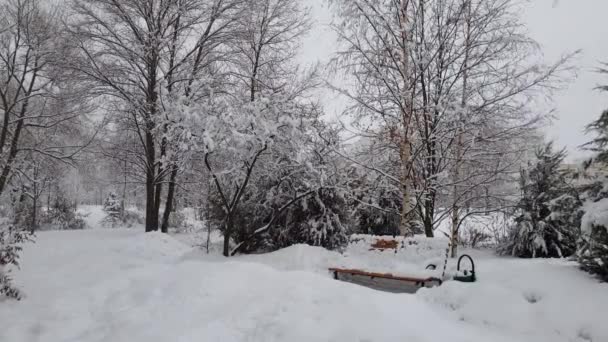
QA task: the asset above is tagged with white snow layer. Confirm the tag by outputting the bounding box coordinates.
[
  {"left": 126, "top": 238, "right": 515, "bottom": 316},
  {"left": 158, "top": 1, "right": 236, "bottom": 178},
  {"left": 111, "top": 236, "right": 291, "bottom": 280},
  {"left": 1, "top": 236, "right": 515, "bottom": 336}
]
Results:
[
  {"left": 581, "top": 198, "right": 608, "bottom": 235},
  {"left": 1, "top": 229, "right": 607, "bottom": 342}
]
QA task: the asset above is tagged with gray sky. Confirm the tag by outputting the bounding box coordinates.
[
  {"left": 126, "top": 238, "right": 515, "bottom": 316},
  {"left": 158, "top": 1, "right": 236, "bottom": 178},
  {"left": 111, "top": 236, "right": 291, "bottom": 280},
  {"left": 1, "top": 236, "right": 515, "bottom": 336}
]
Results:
[
  {"left": 300, "top": 0, "right": 608, "bottom": 161},
  {"left": 525, "top": 0, "right": 608, "bottom": 161}
]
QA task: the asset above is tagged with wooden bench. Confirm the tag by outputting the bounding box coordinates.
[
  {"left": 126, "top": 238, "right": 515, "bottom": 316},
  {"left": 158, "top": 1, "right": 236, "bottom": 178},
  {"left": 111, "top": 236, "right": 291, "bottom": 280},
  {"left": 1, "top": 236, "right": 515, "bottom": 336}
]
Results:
[{"left": 328, "top": 267, "right": 443, "bottom": 294}]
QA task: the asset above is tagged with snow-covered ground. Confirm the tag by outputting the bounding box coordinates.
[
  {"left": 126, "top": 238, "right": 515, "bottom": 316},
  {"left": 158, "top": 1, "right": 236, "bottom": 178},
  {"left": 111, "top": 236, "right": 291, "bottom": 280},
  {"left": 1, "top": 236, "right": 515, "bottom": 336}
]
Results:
[{"left": 1, "top": 208, "right": 606, "bottom": 342}]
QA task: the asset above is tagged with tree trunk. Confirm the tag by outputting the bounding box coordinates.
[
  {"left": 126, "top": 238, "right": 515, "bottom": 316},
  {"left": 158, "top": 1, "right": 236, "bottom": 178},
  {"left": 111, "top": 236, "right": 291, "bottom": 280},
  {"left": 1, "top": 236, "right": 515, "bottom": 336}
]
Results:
[
  {"left": 399, "top": 139, "right": 413, "bottom": 236},
  {"left": 121, "top": 157, "right": 127, "bottom": 216},
  {"left": 0, "top": 112, "right": 25, "bottom": 196},
  {"left": 145, "top": 131, "right": 158, "bottom": 232},
  {"left": 450, "top": 0, "right": 472, "bottom": 258},
  {"left": 154, "top": 181, "right": 163, "bottom": 225},
  {"left": 397, "top": 0, "right": 414, "bottom": 237},
  {"left": 161, "top": 167, "right": 178, "bottom": 233},
  {"left": 31, "top": 194, "right": 37, "bottom": 233},
  {"left": 145, "top": 175, "right": 157, "bottom": 232},
  {"left": 450, "top": 207, "right": 459, "bottom": 258},
  {"left": 223, "top": 215, "right": 233, "bottom": 257},
  {"left": 423, "top": 193, "right": 435, "bottom": 237},
  {"left": 48, "top": 186, "right": 51, "bottom": 211}
]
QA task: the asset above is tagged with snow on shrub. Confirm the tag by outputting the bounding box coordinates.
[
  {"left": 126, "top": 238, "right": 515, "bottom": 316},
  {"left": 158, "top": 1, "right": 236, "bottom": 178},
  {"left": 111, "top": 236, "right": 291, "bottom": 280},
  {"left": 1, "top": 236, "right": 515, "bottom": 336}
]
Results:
[
  {"left": 577, "top": 107, "right": 608, "bottom": 280},
  {"left": 167, "top": 211, "right": 190, "bottom": 231},
  {"left": 499, "top": 143, "right": 582, "bottom": 258},
  {"left": 40, "top": 194, "right": 87, "bottom": 230},
  {"left": 578, "top": 189, "right": 608, "bottom": 281},
  {"left": 210, "top": 186, "right": 351, "bottom": 253},
  {"left": 270, "top": 188, "right": 351, "bottom": 251},
  {"left": 101, "top": 193, "right": 144, "bottom": 228},
  {"left": 354, "top": 188, "right": 402, "bottom": 236},
  {"left": 581, "top": 198, "right": 608, "bottom": 236},
  {"left": 579, "top": 222, "right": 608, "bottom": 281},
  {"left": 103, "top": 192, "right": 122, "bottom": 218},
  {"left": 0, "top": 226, "right": 32, "bottom": 300}
]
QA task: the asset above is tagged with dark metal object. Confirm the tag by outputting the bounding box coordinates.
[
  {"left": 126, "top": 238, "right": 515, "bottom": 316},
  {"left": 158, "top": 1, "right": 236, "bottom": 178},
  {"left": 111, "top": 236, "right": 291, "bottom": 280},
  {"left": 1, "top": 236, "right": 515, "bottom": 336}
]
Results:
[{"left": 453, "top": 254, "right": 476, "bottom": 283}]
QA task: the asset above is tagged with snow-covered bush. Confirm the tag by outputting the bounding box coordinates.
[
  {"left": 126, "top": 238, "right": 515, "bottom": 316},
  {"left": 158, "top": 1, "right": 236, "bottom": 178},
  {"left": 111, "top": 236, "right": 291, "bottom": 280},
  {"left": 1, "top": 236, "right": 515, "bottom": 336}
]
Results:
[
  {"left": 167, "top": 210, "right": 186, "bottom": 229},
  {"left": 579, "top": 197, "right": 608, "bottom": 281},
  {"left": 166, "top": 210, "right": 196, "bottom": 233},
  {"left": 461, "top": 227, "right": 493, "bottom": 248},
  {"left": 576, "top": 179, "right": 608, "bottom": 281},
  {"left": 7, "top": 185, "right": 38, "bottom": 231},
  {"left": 206, "top": 176, "right": 270, "bottom": 252},
  {"left": 576, "top": 108, "right": 608, "bottom": 280},
  {"left": 100, "top": 193, "right": 144, "bottom": 228},
  {"left": 499, "top": 143, "right": 582, "bottom": 258},
  {"left": 101, "top": 209, "right": 143, "bottom": 229},
  {"left": 103, "top": 192, "right": 122, "bottom": 218},
  {"left": 208, "top": 176, "right": 352, "bottom": 253},
  {"left": 40, "top": 194, "right": 86, "bottom": 230},
  {"left": 11, "top": 194, "right": 34, "bottom": 231},
  {"left": 354, "top": 188, "right": 402, "bottom": 236},
  {"left": 0, "top": 226, "right": 32, "bottom": 300},
  {"left": 270, "top": 188, "right": 351, "bottom": 251},
  {"left": 101, "top": 192, "right": 123, "bottom": 228}
]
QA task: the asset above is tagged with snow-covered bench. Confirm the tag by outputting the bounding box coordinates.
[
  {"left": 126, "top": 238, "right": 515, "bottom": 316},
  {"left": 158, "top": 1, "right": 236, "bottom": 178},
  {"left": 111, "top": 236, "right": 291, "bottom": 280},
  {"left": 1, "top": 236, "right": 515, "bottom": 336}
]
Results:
[{"left": 328, "top": 267, "right": 443, "bottom": 294}]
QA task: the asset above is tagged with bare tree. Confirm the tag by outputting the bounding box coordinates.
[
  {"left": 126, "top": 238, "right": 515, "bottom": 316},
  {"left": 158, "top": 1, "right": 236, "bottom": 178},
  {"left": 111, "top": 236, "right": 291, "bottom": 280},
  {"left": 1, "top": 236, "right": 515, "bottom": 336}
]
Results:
[
  {"left": 68, "top": 0, "right": 243, "bottom": 232},
  {"left": 0, "top": 0, "right": 89, "bottom": 202},
  {"left": 330, "top": 0, "right": 573, "bottom": 249},
  {"left": 329, "top": 0, "right": 421, "bottom": 236}
]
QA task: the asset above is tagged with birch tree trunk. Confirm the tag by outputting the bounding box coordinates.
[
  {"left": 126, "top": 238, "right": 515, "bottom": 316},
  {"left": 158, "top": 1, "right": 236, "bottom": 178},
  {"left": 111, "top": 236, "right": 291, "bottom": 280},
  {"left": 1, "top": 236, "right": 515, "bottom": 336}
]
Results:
[
  {"left": 451, "top": 0, "right": 472, "bottom": 258},
  {"left": 398, "top": 0, "right": 414, "bottom": 236}
]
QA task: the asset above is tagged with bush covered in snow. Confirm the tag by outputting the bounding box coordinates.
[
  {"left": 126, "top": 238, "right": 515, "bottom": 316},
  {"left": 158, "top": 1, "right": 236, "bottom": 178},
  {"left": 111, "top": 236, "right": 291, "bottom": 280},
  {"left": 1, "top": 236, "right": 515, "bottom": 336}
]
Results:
[
  {"left": 209, "top": 186, "right": 351, "bottom": 253},
  {"left": 100, "top": 193, "right": 144, "bottom": 228},
  {"left": 101, "top": 209, "right": 144, "bottom": 229},
  {"left": 579, "top": 221, "right": 608, "bottom": 281},
  {"left": 11, "top": 195, "right": 33, "bottom": 231},
  {"left": 167, "top": 210, "right": 188, "bottom": 230},
  {"left": 103, "top": 192, "right": 122, "bottom": 218},
  {"left": 40, "top": 194, "right": 86, "bottom": 230},
  {"left": 577, "top": 184, "right": 608, "bottom": 281},
  {"left": 577, "top": 109, "right": 608, "bottom": 280},
  {"left": 269, "top": 188, "right": 350, "bottom": 250},
  {"left": 0, "top": 226, "right": 32, "bottom": 300},
  {"left": 354, "top": 188, "right": 402, "bottom": 236},
  {"left": 499, "top": 143, "right": 582, "bottom": 258}
]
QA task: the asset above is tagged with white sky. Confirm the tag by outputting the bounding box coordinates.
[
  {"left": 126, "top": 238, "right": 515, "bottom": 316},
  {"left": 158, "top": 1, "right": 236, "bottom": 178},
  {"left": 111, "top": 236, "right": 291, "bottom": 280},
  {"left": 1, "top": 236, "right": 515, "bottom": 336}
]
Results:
[{"left": 299, "top": 0, "right": 608, "bottom": 162}]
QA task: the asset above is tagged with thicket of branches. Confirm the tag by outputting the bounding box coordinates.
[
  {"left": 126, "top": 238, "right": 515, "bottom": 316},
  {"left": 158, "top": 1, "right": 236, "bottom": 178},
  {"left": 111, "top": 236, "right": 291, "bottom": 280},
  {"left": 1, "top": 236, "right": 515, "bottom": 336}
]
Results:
[
  {"left": 328, "top": 0, "right": 573, "bottom": 256},
  {"left": 0, "top": 0, "right": 585, "bottom": 282}
]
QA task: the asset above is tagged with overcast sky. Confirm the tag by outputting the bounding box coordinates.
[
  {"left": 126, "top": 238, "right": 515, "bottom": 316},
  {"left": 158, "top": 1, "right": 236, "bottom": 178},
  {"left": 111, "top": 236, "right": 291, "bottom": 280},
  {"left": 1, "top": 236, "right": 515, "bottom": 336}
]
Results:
[{"left": 299, "top": 0, "right": 608, "bottom": 162}]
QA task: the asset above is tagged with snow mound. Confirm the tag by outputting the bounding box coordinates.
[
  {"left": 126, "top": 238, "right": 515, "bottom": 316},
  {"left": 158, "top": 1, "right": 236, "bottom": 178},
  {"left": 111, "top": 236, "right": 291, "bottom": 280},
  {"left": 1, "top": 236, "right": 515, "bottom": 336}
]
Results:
[
  {"left": 234, "top": 238, "right": 442, "bottom": 280},
  {"left": 3, "top": 230, "right": 607, "bottom": 342},
  {"left": 239, "top": 244, "right": 345, "bottom": 273},
  {"left": 418, "top": 255, "right": 608, "bottom": 342},
  {"left": 129, "top": 231, "right": 192, "bottom": 259},
  {"left": 0, "top": 230, "right": 513, "bottom": 342}
]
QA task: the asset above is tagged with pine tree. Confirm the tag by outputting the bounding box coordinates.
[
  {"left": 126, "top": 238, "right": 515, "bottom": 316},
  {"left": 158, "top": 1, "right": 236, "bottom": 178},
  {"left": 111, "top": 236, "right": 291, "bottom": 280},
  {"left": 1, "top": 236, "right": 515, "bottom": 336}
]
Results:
[
  {"left": 103, "top": 192, "right": 122, "bottom": 218},
  {"left": 100, "top": 192, "right": 123, "bottom": 228},
  {"left": 42, "top": 191, "right": 86, "bottom": 230},
  {"left": 579, "top": 107, "right": 608, "bottom": 281},
  {"left": 500, "top": 143, "right": 581, "bottom": 258},
  {"left": 579, "top": 219, "right": 608, "bottom": 281}
]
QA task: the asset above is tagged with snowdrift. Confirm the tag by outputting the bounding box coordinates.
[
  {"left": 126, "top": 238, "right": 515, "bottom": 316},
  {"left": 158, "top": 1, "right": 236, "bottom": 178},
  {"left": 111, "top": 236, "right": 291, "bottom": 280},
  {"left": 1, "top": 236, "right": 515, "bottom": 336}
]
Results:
[{"left": 0, "top": 229, "right": 606, "bottom": 342}]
